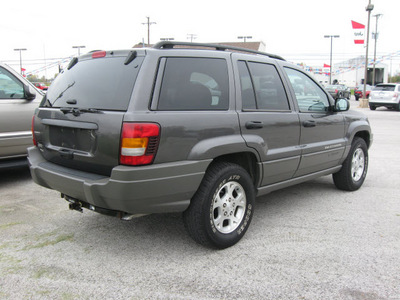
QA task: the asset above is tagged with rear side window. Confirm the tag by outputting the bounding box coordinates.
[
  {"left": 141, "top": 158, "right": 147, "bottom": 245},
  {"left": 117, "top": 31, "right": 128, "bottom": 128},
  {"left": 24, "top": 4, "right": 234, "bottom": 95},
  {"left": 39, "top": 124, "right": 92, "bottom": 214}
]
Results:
[
  {"left": 238, "top": 61, "right": 290, "bottom": 111},
  {"left": 373, "top": 85, "right": 395, "bottom": 92},
  {"left": 157, "top": 57, "right": 229, "bottom": 110},
  {"left": 42, "top": 56, "right": 144, "bottom": 110}
]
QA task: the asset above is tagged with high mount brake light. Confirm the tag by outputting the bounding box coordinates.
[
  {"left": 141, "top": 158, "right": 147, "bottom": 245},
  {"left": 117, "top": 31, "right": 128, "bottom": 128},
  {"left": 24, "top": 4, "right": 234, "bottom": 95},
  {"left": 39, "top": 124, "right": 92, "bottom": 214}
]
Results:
[
  {"left": 120, "top": 123, "right": 160, "bottom": 166},
  {"left": 92, "top": 51, "right": 106, "bottom": 58}
]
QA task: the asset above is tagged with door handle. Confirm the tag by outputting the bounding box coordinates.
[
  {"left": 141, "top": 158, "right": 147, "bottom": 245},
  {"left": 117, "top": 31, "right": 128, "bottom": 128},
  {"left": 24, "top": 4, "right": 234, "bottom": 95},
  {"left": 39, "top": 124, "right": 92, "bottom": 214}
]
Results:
[
  {"left": 303, "top": 120, "right": 316, "bottom": 128},
  {"left": 245, "top": 121, "right": 263, "bottom": 129}
]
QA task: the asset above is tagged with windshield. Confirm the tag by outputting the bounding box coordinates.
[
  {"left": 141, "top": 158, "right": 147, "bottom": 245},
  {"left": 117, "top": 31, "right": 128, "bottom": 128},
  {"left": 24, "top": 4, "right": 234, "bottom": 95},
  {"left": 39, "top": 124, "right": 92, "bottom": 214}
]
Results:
[
  {"left": 42, "top": 56, "right": 143, "bottom": 110},
  {"left": 373, "top": 85, "right": 395, "bottom": 92}
]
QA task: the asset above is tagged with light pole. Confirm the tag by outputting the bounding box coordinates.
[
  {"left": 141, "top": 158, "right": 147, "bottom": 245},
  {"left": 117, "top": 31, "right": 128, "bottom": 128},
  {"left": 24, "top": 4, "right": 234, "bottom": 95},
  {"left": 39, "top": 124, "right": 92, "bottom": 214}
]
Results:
[
  {"left": 372, "top": 13, "right": 382, "bottom": 86},
  {"left": 324, "top": 35, "right": 340, "bottom": 85},
  {"left": 14, "top": 48, "right": 27, "bottom": 75},
  {"left": 362, "top": 1, "right": 374, "bottom": 105},
  {"left": 238, "top": 36, "right": 252, "bottom": 43},
  {"left": 72, "top": 45, "right": 86, "bottom": 56}
]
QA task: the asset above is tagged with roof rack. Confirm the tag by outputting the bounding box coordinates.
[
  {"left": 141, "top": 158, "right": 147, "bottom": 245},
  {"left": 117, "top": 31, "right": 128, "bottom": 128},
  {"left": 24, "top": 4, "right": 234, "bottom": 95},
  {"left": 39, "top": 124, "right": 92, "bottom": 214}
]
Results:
[{"left": 152, "top": 41, "right": 285, "bottom": 61}]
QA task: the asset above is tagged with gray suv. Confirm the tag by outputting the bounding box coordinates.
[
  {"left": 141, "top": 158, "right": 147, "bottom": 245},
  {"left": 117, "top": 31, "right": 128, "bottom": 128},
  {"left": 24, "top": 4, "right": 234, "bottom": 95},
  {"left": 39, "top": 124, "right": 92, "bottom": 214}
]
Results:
[{"left": 29, "top": 42, "right": 372, "bottom": 248}]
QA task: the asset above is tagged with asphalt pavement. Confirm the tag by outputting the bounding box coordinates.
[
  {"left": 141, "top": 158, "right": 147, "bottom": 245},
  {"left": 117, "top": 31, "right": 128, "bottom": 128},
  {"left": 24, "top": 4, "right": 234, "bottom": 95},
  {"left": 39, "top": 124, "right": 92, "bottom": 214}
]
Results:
[{"left": 0, "top": 98, "right": 399, "bottom": 299}]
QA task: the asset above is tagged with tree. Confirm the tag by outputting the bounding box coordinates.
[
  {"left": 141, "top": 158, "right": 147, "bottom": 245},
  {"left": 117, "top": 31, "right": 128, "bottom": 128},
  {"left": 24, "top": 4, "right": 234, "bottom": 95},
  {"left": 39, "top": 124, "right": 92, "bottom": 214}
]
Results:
[{"left": 388, "top": 73, "right": 400, "bottom": 83}]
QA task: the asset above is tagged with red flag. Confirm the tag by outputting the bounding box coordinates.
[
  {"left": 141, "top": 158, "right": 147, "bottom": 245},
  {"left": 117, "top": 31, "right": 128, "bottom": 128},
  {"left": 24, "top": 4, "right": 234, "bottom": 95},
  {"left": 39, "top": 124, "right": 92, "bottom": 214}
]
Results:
[
  {"left": 351, "top": 20, "right": 365, "bottom": 44},
  {"left": 323, "top": 64, "right": 330, "bottom": 68}
]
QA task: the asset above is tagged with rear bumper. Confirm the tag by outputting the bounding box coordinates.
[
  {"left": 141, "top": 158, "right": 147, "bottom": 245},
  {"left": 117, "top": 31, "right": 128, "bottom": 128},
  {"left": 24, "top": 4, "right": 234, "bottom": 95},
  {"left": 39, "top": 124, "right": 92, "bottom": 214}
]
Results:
[
  {"left": 28, "top": 147, "right": 210, "bottom": 214},
  {"left": 369, "top": 101, "right": 399, "bottom": 109}
]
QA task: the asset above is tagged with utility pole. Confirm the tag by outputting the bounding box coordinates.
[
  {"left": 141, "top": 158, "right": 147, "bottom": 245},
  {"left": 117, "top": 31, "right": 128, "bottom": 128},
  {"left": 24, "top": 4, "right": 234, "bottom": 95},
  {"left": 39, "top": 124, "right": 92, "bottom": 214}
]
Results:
[
  {"left": 372, "top": 13, "right": 382, "bottom": 86},
  {"left": 362, "top": 0, "right": 374, "bottom": 107},
  {"left": 14, "top": 48, "right": 27, "bottom": 75},
  {"left": 142, "top": 17, "right": 156, "bottom": 46},
  {"left": 187, "top": 34, "right": 197, "bottom": 43}
]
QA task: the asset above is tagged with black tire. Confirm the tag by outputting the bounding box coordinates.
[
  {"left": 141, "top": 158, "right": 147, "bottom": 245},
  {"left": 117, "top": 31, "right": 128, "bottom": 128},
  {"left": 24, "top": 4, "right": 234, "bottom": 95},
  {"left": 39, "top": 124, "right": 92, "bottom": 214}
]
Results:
[
  {"left": 183, "top": 161, "right": 255, "bottom": 249},
  {"left": 333, "top": 137, "right": 368, "bottom": 191},
  {"left": 369, "top": 105, "right": 376, "bottom": 110}
]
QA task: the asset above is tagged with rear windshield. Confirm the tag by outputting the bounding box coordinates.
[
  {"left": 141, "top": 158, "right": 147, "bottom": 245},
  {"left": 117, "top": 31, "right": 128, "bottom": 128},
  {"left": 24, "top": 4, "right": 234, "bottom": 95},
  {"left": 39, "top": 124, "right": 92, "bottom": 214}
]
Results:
[
  {"left": 373, "top": 85, "right": 395, "bottom": 92},
  {"left": 41, "top": 56, "right": 144, "bottom": 110}
]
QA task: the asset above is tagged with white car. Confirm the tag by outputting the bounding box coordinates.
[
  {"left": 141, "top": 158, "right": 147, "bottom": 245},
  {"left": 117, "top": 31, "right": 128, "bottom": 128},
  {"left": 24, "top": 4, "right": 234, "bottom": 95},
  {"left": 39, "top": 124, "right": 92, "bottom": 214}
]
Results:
[{"left": 369, "top": 83, "right": 400, "bottom": 111}]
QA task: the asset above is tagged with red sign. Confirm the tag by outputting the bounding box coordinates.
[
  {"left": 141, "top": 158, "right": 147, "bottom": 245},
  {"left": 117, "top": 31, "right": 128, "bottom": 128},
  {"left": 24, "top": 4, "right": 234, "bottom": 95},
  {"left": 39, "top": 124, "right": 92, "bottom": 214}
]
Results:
[{"left": 351, "top": 20, "right": 365, "bottom": 44}]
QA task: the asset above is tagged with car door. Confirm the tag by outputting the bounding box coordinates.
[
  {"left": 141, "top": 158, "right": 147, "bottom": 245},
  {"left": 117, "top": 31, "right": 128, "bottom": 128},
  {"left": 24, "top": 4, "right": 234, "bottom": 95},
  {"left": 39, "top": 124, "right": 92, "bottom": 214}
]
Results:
[
  {"left": 234, "top": 56, "right": 301, "bottom": 186},
  {"left": 0, "top": 66, "right": 39, "bottom": 159},
  {"left": 282, "top": 67, "right": 346, "bottom": 177}
]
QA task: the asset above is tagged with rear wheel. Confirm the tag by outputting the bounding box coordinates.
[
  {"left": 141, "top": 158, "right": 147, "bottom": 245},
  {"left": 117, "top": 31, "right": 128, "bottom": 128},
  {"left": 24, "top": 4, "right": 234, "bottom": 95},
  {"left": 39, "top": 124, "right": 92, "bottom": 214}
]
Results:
[
  {"left": 333, "top": 137, "right": 368, "bottom": 191},
  {"left": 183, "top": 161, "right": 255, "bottom": 249}
]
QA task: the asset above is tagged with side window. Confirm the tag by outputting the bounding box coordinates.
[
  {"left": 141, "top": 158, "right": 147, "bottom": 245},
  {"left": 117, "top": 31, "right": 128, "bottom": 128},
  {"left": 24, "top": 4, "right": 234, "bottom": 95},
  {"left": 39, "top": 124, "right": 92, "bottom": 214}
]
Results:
[
  {"left": 284, "top": 67, "right": 330, "bottom": 113},
  {"left": 0, "top": 67, "right": 25, "bottom": 99},
  {"left": 238, "top": 61, "right": 290, "bottom": 111},
  {"left": 157, "top": 58, "right": 229, "bottom": 110}
]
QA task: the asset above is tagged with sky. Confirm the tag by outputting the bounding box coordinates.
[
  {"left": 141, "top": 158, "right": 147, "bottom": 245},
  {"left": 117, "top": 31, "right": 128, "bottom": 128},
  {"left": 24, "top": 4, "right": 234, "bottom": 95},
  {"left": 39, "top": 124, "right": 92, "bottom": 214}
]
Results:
[{"left": 1, "top": 0, "right": 399, "bottom": 78}]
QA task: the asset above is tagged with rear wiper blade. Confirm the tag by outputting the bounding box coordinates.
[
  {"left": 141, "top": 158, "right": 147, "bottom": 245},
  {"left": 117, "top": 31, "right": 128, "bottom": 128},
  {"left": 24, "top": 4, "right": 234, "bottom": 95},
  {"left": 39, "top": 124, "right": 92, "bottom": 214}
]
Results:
[{"left": 60, "top": 107, "right": 103, "bottom": 116}]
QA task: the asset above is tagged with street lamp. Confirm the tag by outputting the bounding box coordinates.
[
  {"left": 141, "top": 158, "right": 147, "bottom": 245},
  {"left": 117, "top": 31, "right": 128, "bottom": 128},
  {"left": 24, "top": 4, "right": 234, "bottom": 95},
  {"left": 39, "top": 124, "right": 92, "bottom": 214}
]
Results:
[
  {"left": 14, "top": 48, "right": 27, "bottom": 75},
  {"left": 362, "top": 1, "right": 374, "bottom": 106},
  {"left": 324, "top": 35, "right": 340, "bottom": 85},
  {"left": 72, "top": 45, "right": 86, "bottom": 56},
  {"left": 238, "top": 36, "right": 252, "bottom": 43}
]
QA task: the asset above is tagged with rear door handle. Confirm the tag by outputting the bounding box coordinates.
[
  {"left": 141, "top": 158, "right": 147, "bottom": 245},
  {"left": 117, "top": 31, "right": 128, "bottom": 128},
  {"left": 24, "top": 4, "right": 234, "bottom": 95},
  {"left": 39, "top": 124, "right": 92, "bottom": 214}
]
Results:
[
  {"left": 303, "top": 120, "right": 316, "bottom": 128},
  {"left": 245, "top": 121, "right": 263, "bottom": 129}
]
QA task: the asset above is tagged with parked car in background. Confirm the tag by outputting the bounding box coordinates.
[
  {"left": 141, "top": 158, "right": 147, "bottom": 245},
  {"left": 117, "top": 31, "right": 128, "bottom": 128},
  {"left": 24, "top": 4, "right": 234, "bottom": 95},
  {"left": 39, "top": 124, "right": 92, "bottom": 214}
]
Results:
[
  {"left": 354, "top": 84, "right": 373, "bottom": 101},
  {"left": 33, "top": 82, "right": 48, "bottom": 91},
  {"left": 369, "top": 83, "right": 400, "bottom": 111},
  {"left": 325, "top": 84, "right": 351, "bottom": 100},
  {"left": 0, "top": 63, "right": 43, "bottom": 169}
]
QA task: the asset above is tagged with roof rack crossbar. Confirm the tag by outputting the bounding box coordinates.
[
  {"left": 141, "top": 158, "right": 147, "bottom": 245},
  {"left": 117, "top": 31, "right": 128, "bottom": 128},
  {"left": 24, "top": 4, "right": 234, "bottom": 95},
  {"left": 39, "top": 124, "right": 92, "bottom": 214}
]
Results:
[{"left": 152, "top": 41, "right": 285, "bottom": 61}]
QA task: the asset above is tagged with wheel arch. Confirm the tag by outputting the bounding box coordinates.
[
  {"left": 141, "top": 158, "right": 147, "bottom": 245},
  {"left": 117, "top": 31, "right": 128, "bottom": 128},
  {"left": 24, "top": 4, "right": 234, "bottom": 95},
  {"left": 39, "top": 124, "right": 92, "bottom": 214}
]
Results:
[{"left": 209, "top": 152, "right": 261, "bottom": 187}]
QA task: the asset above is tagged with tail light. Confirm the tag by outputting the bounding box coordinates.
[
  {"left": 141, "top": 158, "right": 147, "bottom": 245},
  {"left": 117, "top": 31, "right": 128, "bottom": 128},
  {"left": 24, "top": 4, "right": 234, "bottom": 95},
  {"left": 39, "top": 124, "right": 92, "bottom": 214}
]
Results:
[
  {"left": 335, "top": 89, "right": 338, "bottom": 94},
  {"left": 120, "top": 123, "right": 160, "bottom": 166},
  {"left": 31, "top": 116, "right": 37, "bottom": 146}
]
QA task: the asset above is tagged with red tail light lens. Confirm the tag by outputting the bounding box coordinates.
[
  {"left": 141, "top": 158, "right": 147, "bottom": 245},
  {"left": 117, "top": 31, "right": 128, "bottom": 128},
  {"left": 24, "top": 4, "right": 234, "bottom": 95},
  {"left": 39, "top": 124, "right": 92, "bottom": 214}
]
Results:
[
  {"left": 120, "top": 123, "right": 160, "bottom": 166},
  {"left": 31, "top": 116, "right": 37, "bottom": 146}
]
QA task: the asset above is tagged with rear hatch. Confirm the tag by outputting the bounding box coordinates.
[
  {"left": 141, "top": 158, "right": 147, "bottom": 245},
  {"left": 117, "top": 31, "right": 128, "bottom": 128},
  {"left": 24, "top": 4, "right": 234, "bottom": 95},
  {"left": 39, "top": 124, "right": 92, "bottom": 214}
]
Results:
[
  {"left": 370, "top": 84, "right": 397, "bottom": 103},
  {"left": 33, "top": 50, "right": 144, "bottom": 176}
]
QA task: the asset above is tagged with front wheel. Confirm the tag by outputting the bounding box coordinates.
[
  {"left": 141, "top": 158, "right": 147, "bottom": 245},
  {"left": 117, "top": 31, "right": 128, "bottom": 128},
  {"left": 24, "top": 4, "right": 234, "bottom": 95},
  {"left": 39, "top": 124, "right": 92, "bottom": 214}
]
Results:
[
  {"left": 183, "top": 162, "right": 255, "bottom": 249},
  {"left": 333, "top": 137, "right": 368, "bottom": 191}
]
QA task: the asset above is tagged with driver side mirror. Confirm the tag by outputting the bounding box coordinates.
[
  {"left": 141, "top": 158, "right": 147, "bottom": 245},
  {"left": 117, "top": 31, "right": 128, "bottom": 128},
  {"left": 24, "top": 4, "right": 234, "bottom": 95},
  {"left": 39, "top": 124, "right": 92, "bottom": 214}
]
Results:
[
  {"left": 334, "top": 98, "right": 349, "bottom": 112},
  {"left": 24, "top": 84, "right": 36, "bottom": 101}
]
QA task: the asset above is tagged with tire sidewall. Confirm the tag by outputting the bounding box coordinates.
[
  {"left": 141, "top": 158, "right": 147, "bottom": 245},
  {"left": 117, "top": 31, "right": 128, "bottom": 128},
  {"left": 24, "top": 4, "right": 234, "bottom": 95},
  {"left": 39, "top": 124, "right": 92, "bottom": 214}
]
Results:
[
  {"left": 348, "top": 139, "right": 368, "bottom": 190},
  {"left": 204, "top": 166, "right": 255, "bottom": 248}
]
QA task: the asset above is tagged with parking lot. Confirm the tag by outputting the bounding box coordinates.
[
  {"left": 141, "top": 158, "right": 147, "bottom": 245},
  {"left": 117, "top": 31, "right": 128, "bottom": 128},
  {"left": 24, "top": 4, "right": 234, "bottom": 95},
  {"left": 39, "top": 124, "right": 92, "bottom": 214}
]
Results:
[{"left": 0, "top": 98, "right": 399, "bottom": 300}]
